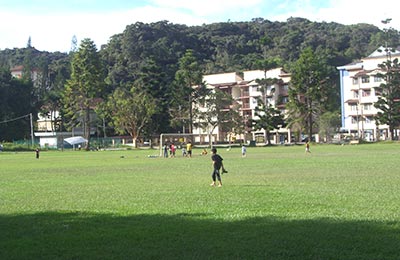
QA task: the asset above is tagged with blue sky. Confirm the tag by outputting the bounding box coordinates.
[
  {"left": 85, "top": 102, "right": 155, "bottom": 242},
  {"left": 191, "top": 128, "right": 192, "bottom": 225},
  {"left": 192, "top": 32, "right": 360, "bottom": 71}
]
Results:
[{"left": 0, "top": 0, "right": 398, "bottom": 52}]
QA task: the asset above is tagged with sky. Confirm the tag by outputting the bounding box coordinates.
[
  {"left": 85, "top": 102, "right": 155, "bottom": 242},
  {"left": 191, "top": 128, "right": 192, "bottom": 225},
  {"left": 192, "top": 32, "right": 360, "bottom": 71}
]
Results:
[{"left": 1, "top": 0, "right": 399, "bottom": 53}]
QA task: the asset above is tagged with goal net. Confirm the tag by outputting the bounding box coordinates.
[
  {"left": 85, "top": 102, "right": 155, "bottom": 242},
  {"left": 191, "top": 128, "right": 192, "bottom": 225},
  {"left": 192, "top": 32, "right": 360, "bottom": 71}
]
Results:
[{"left": 159, "top": 133, "right": 210, "bottom": 156}]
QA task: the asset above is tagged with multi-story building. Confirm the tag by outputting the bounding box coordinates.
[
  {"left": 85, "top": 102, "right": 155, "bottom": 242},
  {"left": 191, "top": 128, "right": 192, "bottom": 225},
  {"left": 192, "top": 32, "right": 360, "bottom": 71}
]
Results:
[
  {"left": 193, "top": 68, "right": 292, "bottom": 145},
  {"left": 337, "top": 46, "right": 400, "bottom": 141},
  {"left": 10, "top": 65, "right": 40, "bottom": 81}
]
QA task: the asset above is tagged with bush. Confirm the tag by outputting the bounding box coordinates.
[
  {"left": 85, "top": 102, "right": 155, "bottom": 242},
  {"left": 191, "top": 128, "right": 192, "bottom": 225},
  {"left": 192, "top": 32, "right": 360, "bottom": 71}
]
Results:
[{"left": 0, "top": 142, "right": 36, "bottom": 152}]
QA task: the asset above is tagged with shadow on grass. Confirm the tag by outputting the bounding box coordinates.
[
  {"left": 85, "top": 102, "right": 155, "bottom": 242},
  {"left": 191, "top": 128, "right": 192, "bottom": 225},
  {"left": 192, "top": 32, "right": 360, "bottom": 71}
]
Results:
[{"left": 1, "top": 212, "right": 399, "bottom": 259}]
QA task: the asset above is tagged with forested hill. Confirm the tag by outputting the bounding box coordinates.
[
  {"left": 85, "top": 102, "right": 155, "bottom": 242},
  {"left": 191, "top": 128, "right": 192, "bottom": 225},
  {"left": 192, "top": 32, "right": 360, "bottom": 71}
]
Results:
[
  {"left": 102, "top": 18, "right": 391, "bottom": 80},
  {"left": 1, "top": 17, "right": 394, "bottom": 74}
]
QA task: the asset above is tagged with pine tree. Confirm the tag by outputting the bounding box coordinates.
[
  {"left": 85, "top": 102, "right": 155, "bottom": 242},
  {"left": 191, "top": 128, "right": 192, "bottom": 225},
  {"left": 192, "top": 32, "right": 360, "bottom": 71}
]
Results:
[
  {"left": 63, "top": 38, "right": 105, "bottom": 150},
  {"left": 287, "top": 47, "right": 331, "bottom": 140}
]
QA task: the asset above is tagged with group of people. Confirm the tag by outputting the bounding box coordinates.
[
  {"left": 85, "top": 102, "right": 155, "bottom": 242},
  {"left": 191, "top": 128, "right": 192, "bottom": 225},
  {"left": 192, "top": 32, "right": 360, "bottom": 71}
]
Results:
[
  {"left": 181, "top": 142, "right": 192, "bottom": 157},
  {"left": 163, "top": 142, "right": 193, "bottom": 158}
]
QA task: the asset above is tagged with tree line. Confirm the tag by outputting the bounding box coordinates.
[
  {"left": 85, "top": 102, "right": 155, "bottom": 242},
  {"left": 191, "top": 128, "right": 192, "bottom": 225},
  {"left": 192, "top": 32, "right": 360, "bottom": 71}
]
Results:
[{"left": 1, "top": 17, "right": 399, "bottom": 145}]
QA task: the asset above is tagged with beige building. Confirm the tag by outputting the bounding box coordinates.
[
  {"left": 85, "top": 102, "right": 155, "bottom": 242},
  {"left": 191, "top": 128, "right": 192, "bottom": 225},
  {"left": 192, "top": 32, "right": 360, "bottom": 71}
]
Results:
[
  {"left": 337, "top": 47, "right": 400, "bottom": 141},
  {"left": 193, "top": 68, "right": 292, "bottom": 145}
]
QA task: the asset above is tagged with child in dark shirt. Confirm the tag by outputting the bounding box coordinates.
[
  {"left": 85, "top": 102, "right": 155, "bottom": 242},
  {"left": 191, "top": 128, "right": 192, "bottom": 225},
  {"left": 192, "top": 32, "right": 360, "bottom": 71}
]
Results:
[{"left": 210, "top": 148, "right": 225, "bottom": 187}]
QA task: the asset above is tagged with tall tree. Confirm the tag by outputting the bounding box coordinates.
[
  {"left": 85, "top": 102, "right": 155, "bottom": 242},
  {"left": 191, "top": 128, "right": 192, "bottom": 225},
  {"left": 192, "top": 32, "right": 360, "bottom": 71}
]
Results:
[
  {"left": 41, "top": 56, "right": 71, "bottom": 132},
  {"left": 22, "top": 46, "right": 33, "bottom": 82},
  {"left": 374, "top": 19, "right": 400, "bottom": 140},
  {"left": 287, "top": 47, "right": 331, "bottom": 140},
  {"left": 70, "top": 35, "right": 78, "bottom": 53},
  {"left": 172, "top": 49, "right": 204, "bottom": 133},
  {"left": 27, "top": 36, "right": 32, "bottom": 48},
  {"left": 252, "top": 74, "right": 286, "bottom": 145},
  {"left": 135, "top": 58, "right": 171, "bottom": 134},
  {"left": 252, "top": 103, "right": 285, "bottom": 145},
  {"left": 195, "top": 88, "right": 240, "bottom": 147},
  {"left": 63, "top": 38, "right": 105, "bottom": 150},
  {"left": 318, "top": 111, "right": 341, "bottom": 142},
  {"left": 107, "top": 86, "right": 156, "bottom": 147},
  {"left": 374, "top": 58, "right": 400, "bottom": 140},
  {"left": 0, "top": 67, "right": 35, "bottom": 141}
]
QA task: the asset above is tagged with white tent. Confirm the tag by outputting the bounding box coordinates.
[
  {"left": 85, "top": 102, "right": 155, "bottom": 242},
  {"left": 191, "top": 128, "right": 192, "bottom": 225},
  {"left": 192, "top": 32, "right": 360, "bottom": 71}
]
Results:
[{"left": 64, "top": 136, "right": 88, "bottom": 145}]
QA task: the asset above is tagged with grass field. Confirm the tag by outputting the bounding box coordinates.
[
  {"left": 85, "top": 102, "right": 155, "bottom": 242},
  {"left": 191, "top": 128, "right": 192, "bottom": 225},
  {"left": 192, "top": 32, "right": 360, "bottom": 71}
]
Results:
[{"left": 1, "top": 143, "right": 400, "bottom": 259}]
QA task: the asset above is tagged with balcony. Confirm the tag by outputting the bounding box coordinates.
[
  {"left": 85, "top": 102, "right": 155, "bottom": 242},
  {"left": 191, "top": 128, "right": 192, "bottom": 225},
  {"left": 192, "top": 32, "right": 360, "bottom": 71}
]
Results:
[
  {"left": 241, "top": 90, "right": 250, "bottom": 97},
  {"left": 241, "top": 103, "right": 251, "bottom": 109}
]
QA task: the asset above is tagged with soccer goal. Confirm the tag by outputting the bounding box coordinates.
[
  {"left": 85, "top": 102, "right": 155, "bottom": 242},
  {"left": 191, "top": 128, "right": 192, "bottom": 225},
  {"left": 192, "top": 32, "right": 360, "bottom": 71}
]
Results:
[{"left": 159, "top": 133, "right": 212, "bottom": 156}]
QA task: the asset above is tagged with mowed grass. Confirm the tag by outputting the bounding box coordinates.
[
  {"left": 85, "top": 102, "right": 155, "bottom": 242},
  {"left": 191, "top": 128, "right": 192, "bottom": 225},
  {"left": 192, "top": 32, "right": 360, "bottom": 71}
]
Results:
[{"left": 1, "top": 143, "right": 400, "bottom": 259}]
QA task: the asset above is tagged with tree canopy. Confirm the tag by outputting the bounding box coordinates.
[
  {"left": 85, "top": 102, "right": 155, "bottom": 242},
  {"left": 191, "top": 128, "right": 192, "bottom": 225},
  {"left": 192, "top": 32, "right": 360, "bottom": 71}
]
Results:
[
  {"left": 287, "top": 47, "right": 333, "bottom": 139},
  {"left": 63, "top": 38, "right": 105, "bottom": 150},
  {"left": 0, "top": 68, "right": 35, "bottom": 141},
  {"left": 374, "top": 58, "right": 400, "bottom": 140},
  {"left": 107, "top": 86, "right": 156, "bottom": 147}
]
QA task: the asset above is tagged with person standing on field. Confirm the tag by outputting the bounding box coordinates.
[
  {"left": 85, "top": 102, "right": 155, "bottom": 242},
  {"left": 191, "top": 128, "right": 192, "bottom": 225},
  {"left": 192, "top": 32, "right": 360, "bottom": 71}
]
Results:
[
  {"left": 305, "top": 141, "right": 311, "bottom": 153},
  {"left": 163, "top": 144, "right": 168, "bottom": 158},
  {"left": 241, "top": 144, "right": 247, "bottom": 157},
  {"left": 181, "top": 144, "right": 187, "bottom": 157},
  {"left": 210, "top": 148, "right": 224, "bottom": 187},
  {"left": 186, "top": 141, "right": 192, "bottom": 158},
  {"left": 169, "top": 143, "right": 176, "bottom": 157}
]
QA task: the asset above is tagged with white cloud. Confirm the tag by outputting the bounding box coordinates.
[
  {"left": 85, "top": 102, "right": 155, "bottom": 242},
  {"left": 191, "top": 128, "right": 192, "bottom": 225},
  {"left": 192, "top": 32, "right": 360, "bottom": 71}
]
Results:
[
  {"left": 150, "top": 0, "right": 263, "bottom": 16},
  {"left": 271, "top": 0, "right": 400, "bottom": 30},
  {"left": 314, "top": 0, "right": 398, "bottom": 28},
  {"left": 0, "top": 5, "right": 208, "bottom": 52}
]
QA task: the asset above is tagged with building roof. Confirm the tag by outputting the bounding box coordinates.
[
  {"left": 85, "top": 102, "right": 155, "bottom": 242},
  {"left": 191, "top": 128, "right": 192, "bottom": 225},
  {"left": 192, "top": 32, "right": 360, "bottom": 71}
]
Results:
[
  {"left": 337, "top": 46, "right": 400, "bottom": 71},
  {"left": 337, "top": 61, "right": 363, "bottom": 70},
  {"left": 209, "top": 82, "right": 238, "bottom": 88},
  {"left": 10, "top": 65, "right": 24, "bottom": 72},
  {"left": 367, "top": 46, "right": 400, "bottom": 58},
  {"left": 352, "top": 69, "right": 376, "bottom": 77}
]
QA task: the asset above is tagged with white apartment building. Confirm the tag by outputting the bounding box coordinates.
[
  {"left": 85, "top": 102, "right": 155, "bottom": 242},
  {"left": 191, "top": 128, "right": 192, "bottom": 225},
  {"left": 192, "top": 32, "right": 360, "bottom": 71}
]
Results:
[
  {"left": 192, "top": 68, "right": 292, "bottom": 145},
  {"left": 337, "top": 46, "right": 400, "bottom": 141}
]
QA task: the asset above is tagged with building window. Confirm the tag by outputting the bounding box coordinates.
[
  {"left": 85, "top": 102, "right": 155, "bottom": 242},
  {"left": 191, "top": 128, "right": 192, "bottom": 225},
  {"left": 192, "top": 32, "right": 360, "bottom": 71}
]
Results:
[
  {"left": 363, "top": 103, "right": 372, "bottom": 110},
  {"left": 374, "top": 87, "right": 382, "bottom": 96},
  {"left": 198, "top": 100, "right": 205, "bottom": 108},
  {"left": 353, "top": 90, "right": 359, "bottom": 99},
  {"left": 362, "top": 76, "right": 370, "bottom": 83},
  {"left": 351, "top": 117, "right": 358, "bottom": 124},
  {"left": 349, "top": 104, "right": 357, "bottom": 111},
  {"left": 374, "top": 76, "right": 382, "bottom": 82},
  {"left": 362, "top": 90, "right": 371, "bottom": 97},
  {"left": 268, "top": 86, "right": 276, "bottom": 93},
  {"left": 365, "top": 116, "right": 373, "bottom": 124},
  {"left": 352, "top": 78, "right": 359, "bottom": 85}
]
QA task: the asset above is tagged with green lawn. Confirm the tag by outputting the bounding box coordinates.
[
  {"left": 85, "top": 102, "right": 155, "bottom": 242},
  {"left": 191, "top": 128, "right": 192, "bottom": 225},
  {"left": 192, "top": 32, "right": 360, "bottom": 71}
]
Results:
[{"left": 1, "top": 144, "right": 400, "bottom": 259}]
